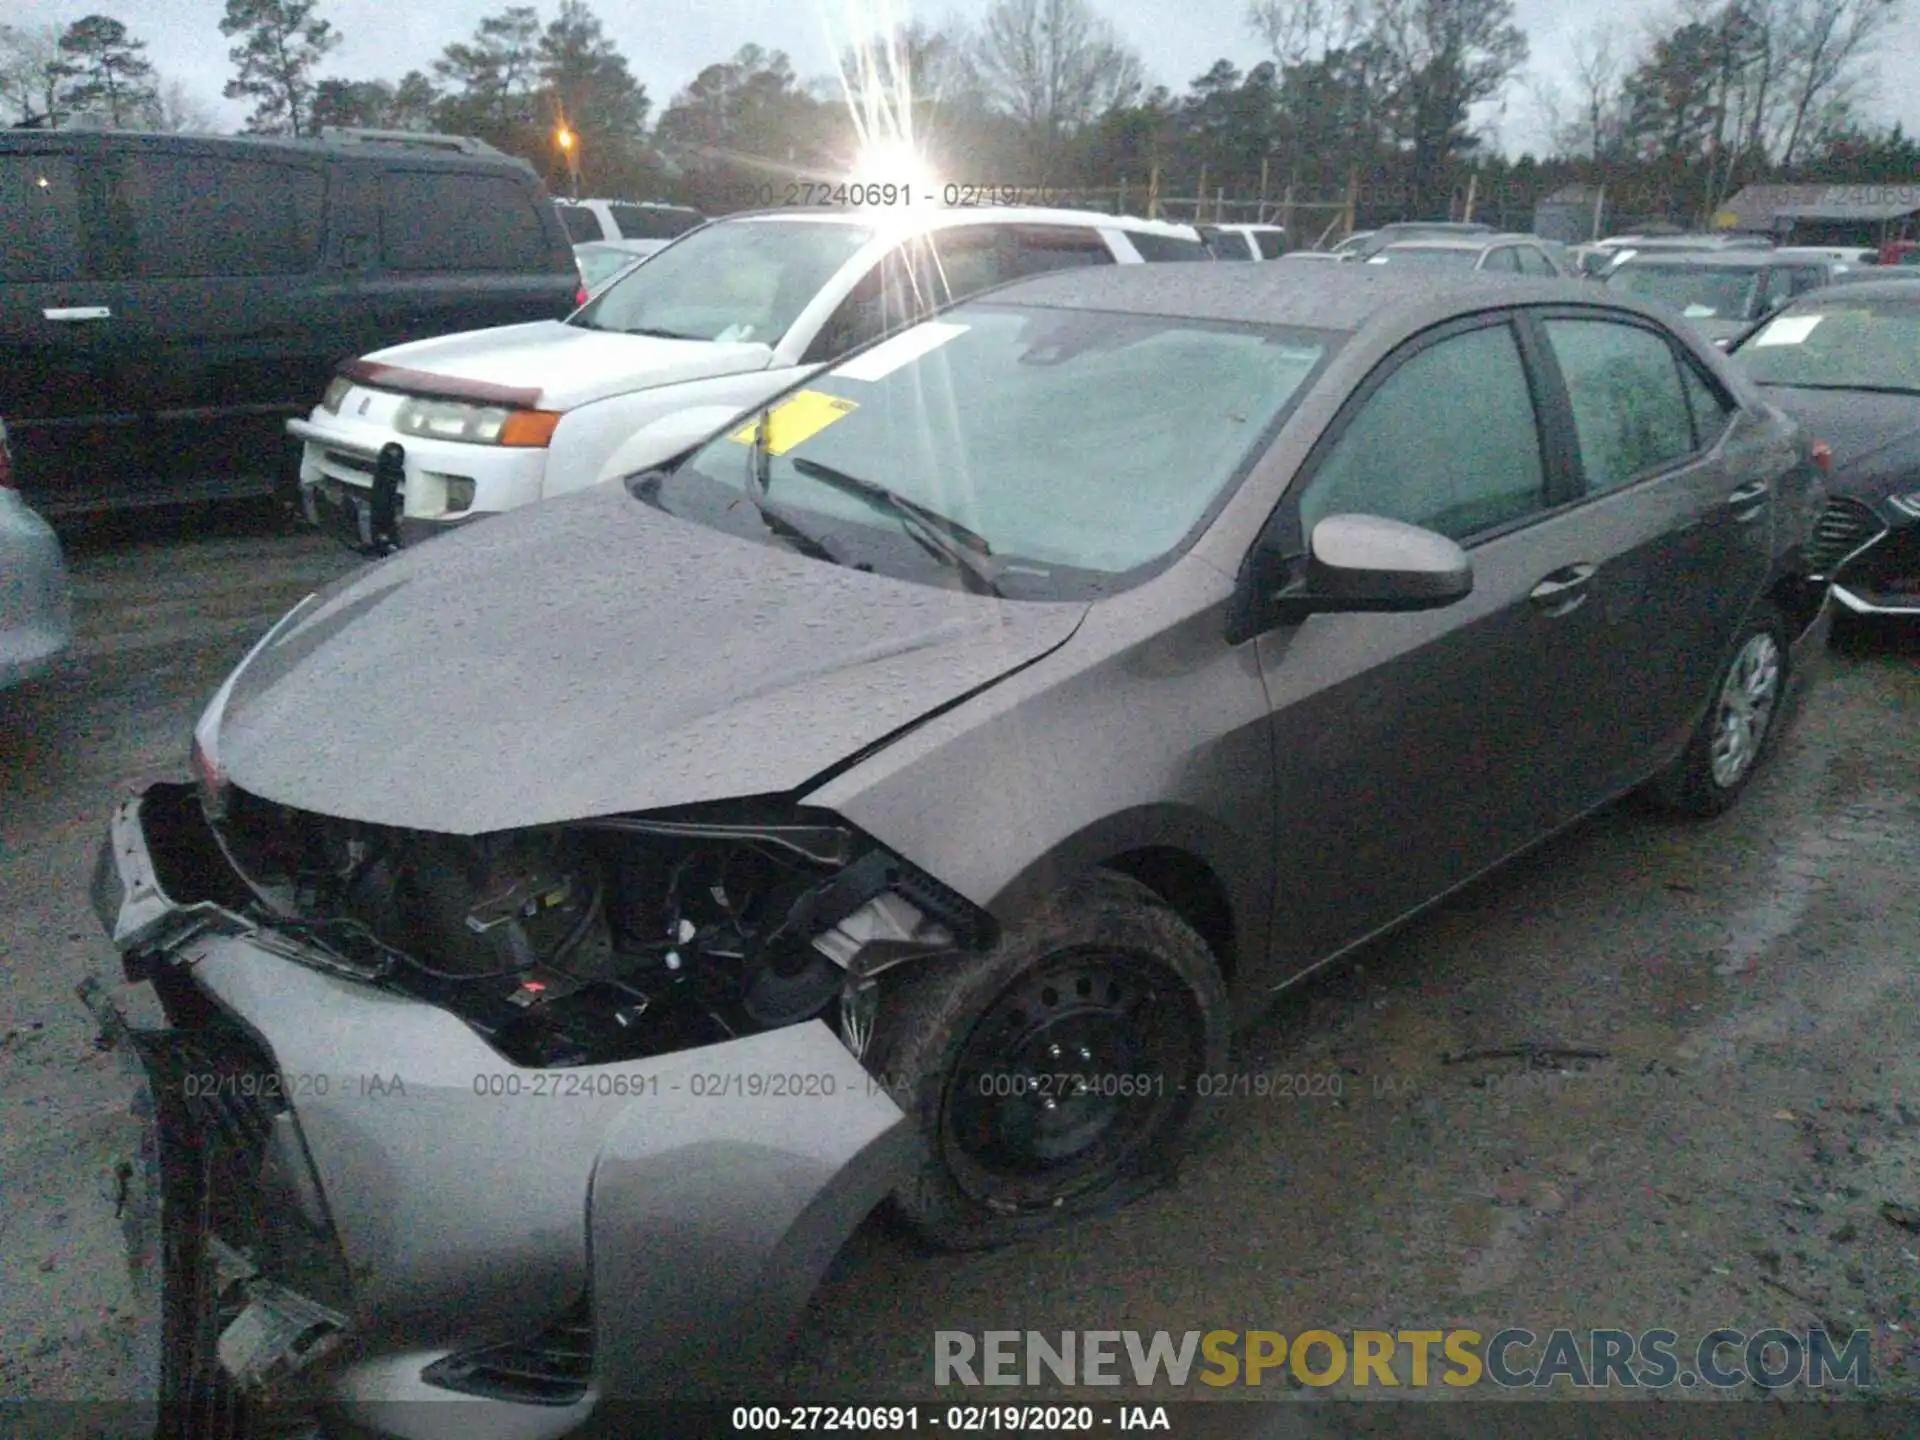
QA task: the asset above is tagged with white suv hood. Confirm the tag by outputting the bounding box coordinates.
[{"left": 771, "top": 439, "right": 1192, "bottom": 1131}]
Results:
[{"left": 364, "top": 320, "right": 777, "bottom": 409}]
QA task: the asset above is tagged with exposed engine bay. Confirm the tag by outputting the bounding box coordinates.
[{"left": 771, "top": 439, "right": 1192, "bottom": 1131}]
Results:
[{"left": 194, "top": 785, "right": 986, "bottom": 1068}]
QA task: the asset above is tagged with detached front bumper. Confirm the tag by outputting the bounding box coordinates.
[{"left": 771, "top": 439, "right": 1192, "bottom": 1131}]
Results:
[{"left": 84, "top": 784, "right": 918, "bottom": 1440}]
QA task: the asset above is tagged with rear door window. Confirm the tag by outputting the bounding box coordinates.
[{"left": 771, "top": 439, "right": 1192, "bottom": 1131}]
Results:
[
  {"left": 0, "top": 153, "right": 84, "bottom": 281},
  {"left": 1542, "top": 318, "right": 1697, "bottom": 493},
  {"left": 1128, "top": 231, "right": 1214, "bottom": 262},
  {"left": 607, "top": 203, "right": 702, "bottom": 240},
  {"left": 1482, "top": 246, "right": 1522, "bottom": 273},
  {"left": 113, "top": 153, "right": 325, "bottom": 278},
  {"left": 555, "top": 203, "right": 603, "bottom": 243},
  {"left": 1516, "top": 246, "right": 1556, "bottom": 276},
  {"left": 382, "top": 170, "right": 549, "bottom": 271}
]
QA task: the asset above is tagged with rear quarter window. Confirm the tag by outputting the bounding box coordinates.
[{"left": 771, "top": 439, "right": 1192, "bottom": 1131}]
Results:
[
  {"left": 555, "top": 203, "right": 604, "bottom": 243},
  {"left": 383, "top": 170, "right": 551, "bottom": 271}
]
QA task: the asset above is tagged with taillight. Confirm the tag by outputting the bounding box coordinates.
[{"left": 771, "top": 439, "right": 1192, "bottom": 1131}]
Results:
[
  {"left": 1811, "top": 438, "right": 1832, "bottom": 473},
  {"left": 575, "top": 285, "right": 588, "bottom": 307}
]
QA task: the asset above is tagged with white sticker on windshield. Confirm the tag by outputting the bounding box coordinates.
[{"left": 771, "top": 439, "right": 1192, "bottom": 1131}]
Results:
[
  {"left": 1753, "top": 314, "right": 1824, "bottom": 346},
  {"left": 833, "top": 321, "right": 970, "bottom": 382},
  {"left": 1683, "top": 304, "right": 1718, "bottom": 318}
]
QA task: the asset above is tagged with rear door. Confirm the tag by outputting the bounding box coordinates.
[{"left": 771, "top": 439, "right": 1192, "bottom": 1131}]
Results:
[
  {"left": 102, "top": 143, "right": 333, "bottom": 504},
  {"left": 1524, "top": 308, "right": 1776, "bottom": 793},
  {"left": 0, "top": 142, "right": 145, "bottom": 511},
  {"left": 1255, "top": 313, "right": 1611, "bottom": 967}
]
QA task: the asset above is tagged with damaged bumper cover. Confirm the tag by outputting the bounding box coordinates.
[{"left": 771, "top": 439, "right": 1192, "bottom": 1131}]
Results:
[{"left": 84, "top": 785, "right": 921, "bottom": 1440}]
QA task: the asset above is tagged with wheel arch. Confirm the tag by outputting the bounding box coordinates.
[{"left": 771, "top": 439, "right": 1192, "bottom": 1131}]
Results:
[{"left": 975, "top": 804, "right": 1264, "bottom": 993}]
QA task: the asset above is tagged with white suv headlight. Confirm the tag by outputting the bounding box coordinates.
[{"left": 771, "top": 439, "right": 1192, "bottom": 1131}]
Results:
[
  {"left": 393, "top": 398, "right": 561, "bottom": 448},
  {"left": 321, "top": 375, "right": 353, "bottom": 413}
]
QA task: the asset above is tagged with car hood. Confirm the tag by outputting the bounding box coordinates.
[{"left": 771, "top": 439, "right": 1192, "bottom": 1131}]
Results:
[
  {"left": 365, "top": 320, "right": 777, "bottom": 410},
  {"left": 1758, "top": 385, "right": 1920, "bottom": 498},
  {"left": 212, "top": 484, "right": 1088, "bottom": 835}
]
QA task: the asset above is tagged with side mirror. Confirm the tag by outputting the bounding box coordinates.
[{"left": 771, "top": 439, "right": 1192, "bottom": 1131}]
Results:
[{"left": 1283, "top": 514, "right": 1473, "bottom": 615}]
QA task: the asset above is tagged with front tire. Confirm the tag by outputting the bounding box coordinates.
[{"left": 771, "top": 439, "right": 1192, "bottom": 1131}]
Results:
[
  {"left": 867, "top": 872, "right": 1228, "bottom": 1251},
  {"left": 1645, "top": 600, "right": 1790, "bottom": 817}
]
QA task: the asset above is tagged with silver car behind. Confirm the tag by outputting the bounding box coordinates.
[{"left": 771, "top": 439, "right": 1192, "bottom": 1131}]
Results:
[{"left": 0, "top": 416, "right": 73, "bottom": 689}]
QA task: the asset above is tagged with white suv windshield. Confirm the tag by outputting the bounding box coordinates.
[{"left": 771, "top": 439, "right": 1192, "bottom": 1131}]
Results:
[
  {"left": 656, "top": 305, "right": 1331, "bottom": 596},
  {"left": 573, "top": 219, "right": 872, "bottom": 344}
]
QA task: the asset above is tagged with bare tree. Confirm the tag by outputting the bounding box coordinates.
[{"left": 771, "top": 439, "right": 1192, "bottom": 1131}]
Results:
[
  {"left": 1246, "top": 0, "right": 1368, "bottom": 66},
  {"left": 1567, "top": 27, "right": 1624, "bottom": 159},
  {"left": 0, "top": 23, "right": 65, "bottom": 126},
  {"left": 1776, "top": 0, "right": 1899, "bottom": 164},
  {"left": 140, "top": 77, "right": 223, "bottom": 132},
  {"left": 970, "top": 0, "right": 1144, "bottom": 176}
]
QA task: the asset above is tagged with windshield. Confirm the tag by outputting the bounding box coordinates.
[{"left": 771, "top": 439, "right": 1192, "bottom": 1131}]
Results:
[
  {"left": 1608, "top": 263, "right": 1762, "bottom": 320},
  {"left": 571, "top": 218, "right": 871, "bottom": 344},
  {"left": 577, "top": 247, "right": 640, "bottom": 289},
  {"left": 1371, "top": 247, "right": 1478, "bottom": 268},
  {"left": 647, "top": 304, "right": 1333, "bottom": 599},
  {"left": 1732, "top": 298, "right": 1920, "bottom": 392}
]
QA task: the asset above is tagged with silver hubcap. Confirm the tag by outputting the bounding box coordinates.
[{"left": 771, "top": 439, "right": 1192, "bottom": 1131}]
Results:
[{"left": 1709, "top": 631, "right": 1782, "bottom": 789}]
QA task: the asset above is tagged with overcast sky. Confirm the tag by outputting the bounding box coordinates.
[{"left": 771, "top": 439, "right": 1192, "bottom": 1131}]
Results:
[{"left": 7, "top": 0, "right": 1919, "bottom": 160}]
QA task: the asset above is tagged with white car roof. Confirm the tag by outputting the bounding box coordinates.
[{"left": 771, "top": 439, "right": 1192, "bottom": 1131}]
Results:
[
  {"left": 722, "top": 206, "right": 1204, "bottom": 239},
  {"left": 1212, "top": 222, "right": 1285, "bottom": 234}
]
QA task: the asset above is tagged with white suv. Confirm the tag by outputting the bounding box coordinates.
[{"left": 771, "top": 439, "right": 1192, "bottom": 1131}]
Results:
[{"left": 289, "top": 207, "right": 1213, "bottom": 551}]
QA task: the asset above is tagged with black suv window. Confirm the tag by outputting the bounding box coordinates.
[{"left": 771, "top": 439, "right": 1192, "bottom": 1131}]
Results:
[
  {"left": 1301, "top": 321, "right": 1547, "bottom": 542},
  {"left": 608, "top": 203, "right": 702, "bottom": 240},
  {"left": 1255, "top": 229, "right": 1286, "bottom": 259},
  {"left": 1129, "top": 231, "right": 1213, "bottom": 262},
  {"left": 114, "top": 153, "right": 325, "bottom": 278},
  {"left": 1543, "top": 318, "right": 1696, "bottom": 492},
  {"left": 383, "top": 170, "right": 549, "bottom": 271},
  {"left": 555, "top": 203, "right": 603, "bottom": 243},
  {"left": 0, "top": 154, "right": 83, "bottom": 281},
  {"left": 1003, "top": 226, "right": 1115, "bottom": 278}
]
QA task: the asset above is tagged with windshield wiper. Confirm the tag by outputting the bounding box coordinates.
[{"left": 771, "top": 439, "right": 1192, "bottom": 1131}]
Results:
[
  {"left": 788, "top": 457, "right": 1006, "bottom": 598},
  {"left": 736, "top": 412, "right": 846, "bottom": 565},
  {"left": 619, "top": 324, "right": 706, "bottom": 341},
  {"left": 1760, "top": 381, "right": 1920, "bottom": 396}
]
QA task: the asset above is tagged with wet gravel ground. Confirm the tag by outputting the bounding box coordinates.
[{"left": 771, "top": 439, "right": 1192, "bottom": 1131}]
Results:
[{"left": 2, "top": 508, "right": 1916, "bottom": 1419}]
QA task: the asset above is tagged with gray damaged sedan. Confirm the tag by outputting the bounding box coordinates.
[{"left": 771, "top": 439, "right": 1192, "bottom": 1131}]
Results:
[{"left": 85, "top": 266, "right": 1832, "bottom": 1436}]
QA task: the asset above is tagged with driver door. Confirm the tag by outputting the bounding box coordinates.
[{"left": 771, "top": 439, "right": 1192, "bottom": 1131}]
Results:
[{"left": 1251, "top": 314, "right": 1611, "bottom": 972}]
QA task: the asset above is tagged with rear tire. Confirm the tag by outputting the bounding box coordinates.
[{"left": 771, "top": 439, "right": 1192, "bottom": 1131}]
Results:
[
  {"left": 867, "top": 872, "right": 1228, "bottom": 1251},
  {"left": 1645, "top": 600, "right": 1790, "bottom": 818}
]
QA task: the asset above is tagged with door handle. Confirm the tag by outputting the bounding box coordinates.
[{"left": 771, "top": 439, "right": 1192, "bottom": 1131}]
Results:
[
  {"left": 1727, "top": 480, "right": 1771, "bottom": 520},
  {"left": 44, "top": 305, "right": 111, "bottom": 322},
  {"left": 1530, "top": 562, "right": 1597, "bottom": 616}
]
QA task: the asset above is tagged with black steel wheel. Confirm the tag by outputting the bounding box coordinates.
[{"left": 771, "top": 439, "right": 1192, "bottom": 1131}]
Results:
[{"left": 868, "top": 872, "right": 1228, "bottom": 1250}]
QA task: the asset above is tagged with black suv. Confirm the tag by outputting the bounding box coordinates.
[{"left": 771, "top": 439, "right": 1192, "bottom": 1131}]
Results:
[{"left": 0, "top": 127, "right": 580, "bottom": 515}]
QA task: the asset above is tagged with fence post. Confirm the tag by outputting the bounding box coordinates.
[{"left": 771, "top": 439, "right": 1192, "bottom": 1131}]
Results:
[
  {"left": 1118, "top": 177, "right": 1128, "bottom": 214},
  {"left": 1215, "top": 187, "right": 1226, "bottom": 223},
  {"left": 1257, "top": 156, "right": 1270, "bottom": 223},
  {"left": 1281, "top": 182, "right": 1294, "bottom": 238},
  {"left": 1147, "top": 162, "right": 1160, "bottom": 220},
  {"left": 1195, "top": 164, "right": 1207, "bottom": 225}
]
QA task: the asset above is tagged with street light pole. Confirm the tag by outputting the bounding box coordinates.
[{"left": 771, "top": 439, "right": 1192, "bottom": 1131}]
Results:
[{"left": 555, "top": 123, "right": 580, "bottom": 200}]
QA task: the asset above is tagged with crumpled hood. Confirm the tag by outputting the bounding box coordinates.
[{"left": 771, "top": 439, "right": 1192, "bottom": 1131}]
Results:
[
  {"left": 1761, "top": 386, "right": 1920, "bottom": 499},
  {"left": 213, "top": 484, "right": 1087, "bottom": 834},
  {"left": 365, "top": 320, "right": 776, "bottom": 410}
]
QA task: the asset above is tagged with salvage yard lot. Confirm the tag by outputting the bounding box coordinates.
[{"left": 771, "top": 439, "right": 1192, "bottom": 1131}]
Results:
[{"left": 2, "top": 512, "right": 1917, "bottom": 1404}]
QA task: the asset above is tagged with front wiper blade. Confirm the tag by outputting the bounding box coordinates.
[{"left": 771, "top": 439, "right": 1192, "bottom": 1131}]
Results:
[
  {"left": 621, "top": 325, "right": 706, "bottom": 341},
  {"left": 736, "top": 411, "right": 845, "bottom": 565},
  {"left": 788, "top": 457, "right": 1006, "bottom": 597}
]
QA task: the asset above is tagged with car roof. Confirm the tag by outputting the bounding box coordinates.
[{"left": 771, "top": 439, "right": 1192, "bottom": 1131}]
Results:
[
  {"left": 0, "top": 127, "right": 535, "bottom": 174},
  {"left": 978, "top": 263, "right": 1664, "bottom": 336},
  {"left": 1609, "top": 250, "right": 1780, "bottom": 269},
  {"left": 1381, "top": 233, "right": 1537, "bottom": 251},
  {"left": 721, "top": 205, "right": 1202, "bottom": 237},
  {"left": 1789, "top": 276, "right": 1920, "bottom": 301}
]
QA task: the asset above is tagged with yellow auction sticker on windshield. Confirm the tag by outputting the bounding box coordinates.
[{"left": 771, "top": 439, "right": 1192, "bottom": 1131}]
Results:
[{"left": 728, "top": 390, "right": 859, "bottom": 455}]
